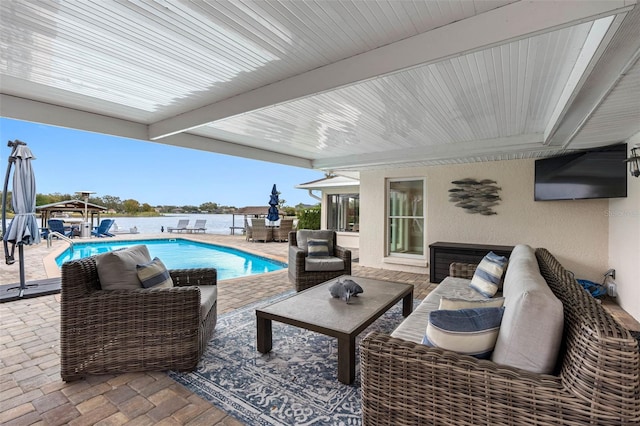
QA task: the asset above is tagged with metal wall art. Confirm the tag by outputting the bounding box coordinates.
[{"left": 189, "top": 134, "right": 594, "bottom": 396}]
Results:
[{"left": 449, "top": 179, "right": 501, "bottom": 215}]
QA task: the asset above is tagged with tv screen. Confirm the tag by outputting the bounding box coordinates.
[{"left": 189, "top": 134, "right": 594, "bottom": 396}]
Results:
[{"left": 534, "top": 144, "right": 628, "bottom": 201}]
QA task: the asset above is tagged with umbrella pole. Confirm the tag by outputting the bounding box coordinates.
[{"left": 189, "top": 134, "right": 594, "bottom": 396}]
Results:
[
  {"left": 2, "top": 141, "right": 19, "bottom": 265},
  {"left": 18, "top": 243, "right": 26, "bottom": 296}
]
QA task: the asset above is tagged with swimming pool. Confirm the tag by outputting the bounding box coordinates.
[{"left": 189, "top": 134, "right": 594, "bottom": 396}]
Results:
[{"left": 56, "top": 239, "right": 286, "bottom": 281}]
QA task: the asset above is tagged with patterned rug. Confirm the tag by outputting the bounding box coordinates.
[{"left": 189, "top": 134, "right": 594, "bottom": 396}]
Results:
[{"left": 169, "top": 291, "right": 418, "bottom": 425}]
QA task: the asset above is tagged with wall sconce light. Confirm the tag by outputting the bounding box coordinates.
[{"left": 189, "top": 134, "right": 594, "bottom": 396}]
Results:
[{"left": 625, "top": 145, "right": 640, "bottom": 178}]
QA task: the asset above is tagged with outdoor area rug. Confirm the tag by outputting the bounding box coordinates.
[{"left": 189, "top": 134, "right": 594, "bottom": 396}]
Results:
[{"left": 169, "top": 290, "right": 420, "bottom": 425}]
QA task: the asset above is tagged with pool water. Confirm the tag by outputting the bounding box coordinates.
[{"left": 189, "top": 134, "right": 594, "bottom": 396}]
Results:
[{"left": 56, "top": 238, "right": 286, "bottom": 281}]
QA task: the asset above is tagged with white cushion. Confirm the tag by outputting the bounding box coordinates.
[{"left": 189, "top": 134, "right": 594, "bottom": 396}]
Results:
[
  {"left": 422, "top": 307, "right": 505, "bottom": 359},
  {"left": 391, "top": 276, "right": 486, "bottom": 343},
  {"left": 305, "top": 256, "right": 344, "bottom": 271},
  {"left": 97, "top": 245, "right": 151, "bottom": 290},
  {"left": 439, "top": 297, "right": 505, "bottom": 310},
  {"left": 198, "top": 285, "right": 218, "bottom": 320},
  {"left": 492, "top": 244, "right": 564, "bottom": 374}
]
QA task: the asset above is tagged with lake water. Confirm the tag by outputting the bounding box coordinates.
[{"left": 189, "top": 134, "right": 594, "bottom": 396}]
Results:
[
  {"left": 108, "top": 214, "right": 251, "bottom": 235},
  {"left": 3, "top": 213, "right": 283, "bottom": 236}
]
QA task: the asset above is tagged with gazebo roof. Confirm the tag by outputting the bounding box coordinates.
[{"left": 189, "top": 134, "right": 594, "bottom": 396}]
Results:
[
  {"left": 235, "top": 206, "right": 269, "bottom": 216},
  {"left": 36, "top": 199, "right": 107, "bottom": 212}
]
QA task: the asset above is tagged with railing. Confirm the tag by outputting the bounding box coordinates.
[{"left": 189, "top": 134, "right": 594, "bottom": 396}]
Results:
[{"left": 47, "top": 232, "right": 74, "bottom": 252}]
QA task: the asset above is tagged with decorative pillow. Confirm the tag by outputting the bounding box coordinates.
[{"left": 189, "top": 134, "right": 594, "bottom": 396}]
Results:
[
  {"left": 137, "top": 257, "right": 174, "bottom": 289},
  {"left": 439, "top": 297, "right": 505, "bottom": 310},
  {"left": 97, "top": 245, "right": 151, "bottom": 290},
  {"left": 422, "top": 307, "right": 505, "bottom": 359},
  {"left": 307, "top": 239, "right": 330, "bottom": 257},
  {"left": 469, "top": 251, "right": 509, "bottom": 297}
]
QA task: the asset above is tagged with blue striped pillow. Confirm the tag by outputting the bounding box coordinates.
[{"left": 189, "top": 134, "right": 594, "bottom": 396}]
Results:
[
  {"left": 422, "top": 307, "right": 505, "bottom": 359},
  {"left": 307, "top": 239, "right": 330, "bottom": 257},
  {"left": 136, "top": 257, "right": 174, "bottom": 289},
  {"left": 469, "top": 251, "right": 508, "bottom": 297}
]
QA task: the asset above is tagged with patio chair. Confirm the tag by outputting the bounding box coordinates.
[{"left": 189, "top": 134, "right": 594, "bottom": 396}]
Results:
[
  {"left": 48, "top": 219, "right": 73, "bottom": 238},
  {"left": 273, "top": 218, "right": 294, "bottom": 242},
  {"left": 288, "top": 230, "right": 352, "bottom": 292},
  {"left": 167, "top": 219, "right": 189, "bottom": 233},
  {"left": 190, "top": 219, "right": 207, "bottom": 233},
  {"left": 251, "top": 218, "right": 272, "bottom": 242},
  {"left": 92, "top": 219, "right": 115, "bottom": 237},
  {"left": 60, "top": 246, "right": 218, "bottom": 381},
  {"left": 244, "top": 217, "right": 253, "bottom": 241}
]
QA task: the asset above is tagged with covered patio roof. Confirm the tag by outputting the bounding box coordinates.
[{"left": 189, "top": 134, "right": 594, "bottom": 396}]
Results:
[{"left": 1, "top": 1, "right": 639, "bottom": 171}]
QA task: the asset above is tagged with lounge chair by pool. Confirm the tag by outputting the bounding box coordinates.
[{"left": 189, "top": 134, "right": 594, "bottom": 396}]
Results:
[
  {"left": 92, "top": 219, "right": 115, "bottom": 237},
  {"left": 167, "top": 219, "right": 189, "bottom": 233}
]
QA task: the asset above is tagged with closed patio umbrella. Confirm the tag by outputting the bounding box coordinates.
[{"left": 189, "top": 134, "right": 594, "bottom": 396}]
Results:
[
  {"left": 2, "top": 140, "right": 41, "bottom": 298},
  {"left": 267, "top": 184, "right": 279, "bottom": 224}
]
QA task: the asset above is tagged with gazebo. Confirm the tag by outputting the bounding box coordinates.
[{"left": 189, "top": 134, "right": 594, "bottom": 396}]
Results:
[{"left": 36, "top": 199, "right": 108, "bottom": 229}]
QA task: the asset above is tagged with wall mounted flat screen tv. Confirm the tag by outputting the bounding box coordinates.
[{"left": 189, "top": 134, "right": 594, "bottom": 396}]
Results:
[{"left": 534, "top": 143, "right": 627, "bottom": 201}]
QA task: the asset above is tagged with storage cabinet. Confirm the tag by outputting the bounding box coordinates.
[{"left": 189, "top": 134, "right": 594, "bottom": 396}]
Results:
[{"left": 429, "top": 242, "right": 514, "bottom": 283}]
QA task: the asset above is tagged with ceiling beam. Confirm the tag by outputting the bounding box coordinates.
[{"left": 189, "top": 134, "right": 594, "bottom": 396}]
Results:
[
  {"left": 149, "top": 0, "right": 634, "bottom": 141},
  {"left": 545, "top": 5, "right": 640, "bottom": 147},
  {"left": 161, "top": 132, "right": 313, "bottom": 169},
  {"left": 0, "top": 94, "right": 148, "bottom": 141},
  {"left": 0, "top": 94, "right": 313, "bottom": 168},
  {"left": 312, "top": 134, "right": 550, "bottom": 170}
]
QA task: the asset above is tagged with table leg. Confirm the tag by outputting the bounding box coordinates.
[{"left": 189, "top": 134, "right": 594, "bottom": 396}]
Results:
[
  {"left": 402, "top": 289, "right": 414, "bottom": 317},
  {"left": 337, "top": 335, "right": 356, "bottom": 384},
  {"left": 256, "top": 316, "right": 272, "bottom": 353}
]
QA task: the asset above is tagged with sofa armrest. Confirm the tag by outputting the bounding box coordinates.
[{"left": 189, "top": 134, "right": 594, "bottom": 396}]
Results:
[
  {"left": 169, "top": 267, "right": 217, "bottom": 287},
  {"left": 449, "top": 262, "right": 477, "bottom": 279},
  {"left": 335, "top": 245, "right": 352, "bottom": 275},
  {"left": 359, "top": 332, "right": 591, "bottom": 425}
]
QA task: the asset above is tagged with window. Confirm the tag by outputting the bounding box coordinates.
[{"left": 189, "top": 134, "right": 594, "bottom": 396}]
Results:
[
  {"left": 387, "top": 179, "right": 425, "bottom": 257},
  {"left": 327, "top": 194, "right": 359, "bottom": 232}
]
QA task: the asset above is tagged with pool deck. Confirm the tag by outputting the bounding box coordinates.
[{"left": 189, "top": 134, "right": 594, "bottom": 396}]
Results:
[{"left": 1, "top": 234, "right": 638, "bottom": 425}]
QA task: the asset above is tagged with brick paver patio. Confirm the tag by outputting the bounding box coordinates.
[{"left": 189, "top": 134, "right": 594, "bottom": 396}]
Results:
[
  {"left": 0, "top": 233, "right": 438, "bottom": 425},
  {"left": 1, "top": 233, "right": 637, "bottom": 425}
]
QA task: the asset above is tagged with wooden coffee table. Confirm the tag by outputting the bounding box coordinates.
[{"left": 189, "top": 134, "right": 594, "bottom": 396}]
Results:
[{"left": 255, "top": 275, "right": 413, "bottom": 384}]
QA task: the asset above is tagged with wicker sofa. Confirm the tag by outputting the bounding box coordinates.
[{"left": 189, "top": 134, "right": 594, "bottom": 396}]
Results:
[
  {"left": 360, "top": 246, "right": 640, "bottom": 425},
  {"left": 60, "top": 256, "right": 217, "bottom": 381}
]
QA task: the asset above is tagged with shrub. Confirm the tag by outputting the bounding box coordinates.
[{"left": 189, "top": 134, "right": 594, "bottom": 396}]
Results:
[{"left": 296, "top": 206, "right": 321, "bottom": 230}]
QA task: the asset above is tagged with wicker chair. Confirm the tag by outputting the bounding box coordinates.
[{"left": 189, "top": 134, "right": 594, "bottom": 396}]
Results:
[
  {"left": 251, "top": 218, "right": 272, "bottom": 242},
  {"left": 288, "top": 230, "right": 352, "bottom": 292},
  {"left": 273, "top": 218, "right": 294, "bottom": 242},
  {"left": 60, "top": 256, "right": 217, "bottom": 381},
  {"left": 360, "top": 248, "right": 640, "bottom": 425}
]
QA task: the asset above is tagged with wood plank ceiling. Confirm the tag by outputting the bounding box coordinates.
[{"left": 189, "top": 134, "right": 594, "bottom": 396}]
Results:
[{"left": 1, "top": 0, "right": 639, "bottom": 171}]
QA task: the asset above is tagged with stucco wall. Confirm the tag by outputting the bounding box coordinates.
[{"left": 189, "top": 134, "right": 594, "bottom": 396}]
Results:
[
  {"left": 608, "top": 168, "right": 640, "bottom": 321},
  {"left": 360, "top": 158, "right": 610, "bottom": 281}
]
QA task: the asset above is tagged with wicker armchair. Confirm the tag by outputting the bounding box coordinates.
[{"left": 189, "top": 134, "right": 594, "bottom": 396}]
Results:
[
  {"left": 60, "top": 256, "right": 217, "bottom": 381},
  {"left": 251, "top": 218, "right": 272, "bottom": 242},
  {"left": 360, "top": 248, "right": 640, "bottom": 425},
  {"left": 273, "top": 218, "right": 294, "bottom": 242},
  {"left": 288, "top": 230, "right": 352, "bottom": 292}
]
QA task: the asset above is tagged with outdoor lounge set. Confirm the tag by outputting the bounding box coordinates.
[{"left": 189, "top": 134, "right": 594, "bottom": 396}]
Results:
[{"left": 57, "top": 235, "right": 638, "bottom": 424}]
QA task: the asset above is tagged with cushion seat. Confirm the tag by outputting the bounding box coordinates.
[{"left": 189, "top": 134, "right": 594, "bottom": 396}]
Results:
[
  {"left": 199, "top": 285, "right": 218, "bottom": 320},
  {"left": 305, "top": 256, "right": 345, "bottom": 271}
]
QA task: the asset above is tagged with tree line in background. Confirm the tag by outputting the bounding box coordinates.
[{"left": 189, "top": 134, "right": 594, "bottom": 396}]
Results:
[{"left": 2, "top": 192, "right": 313, "bottom": 217}]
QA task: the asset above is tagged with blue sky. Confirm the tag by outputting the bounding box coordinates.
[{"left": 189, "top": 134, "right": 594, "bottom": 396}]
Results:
[{"left": 0, "top": 118, "right": 324, "bottom": 207}]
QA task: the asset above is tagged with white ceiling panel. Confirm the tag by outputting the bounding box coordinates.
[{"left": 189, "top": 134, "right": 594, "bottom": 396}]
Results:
[{"left": 1, "top": 0, "right": 639, "bottom": 171}]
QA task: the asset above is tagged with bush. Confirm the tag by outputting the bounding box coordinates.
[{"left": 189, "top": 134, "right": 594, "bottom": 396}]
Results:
[{"left": 296, "top": 206, "right": 321, "bottom": 230}]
